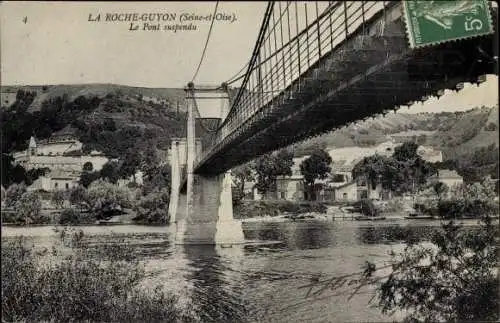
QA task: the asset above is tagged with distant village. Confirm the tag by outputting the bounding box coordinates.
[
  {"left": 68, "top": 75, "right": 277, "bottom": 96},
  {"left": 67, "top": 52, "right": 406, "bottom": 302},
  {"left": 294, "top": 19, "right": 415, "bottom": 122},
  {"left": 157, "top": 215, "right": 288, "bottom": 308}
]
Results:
[
  {"left": 239, "top": 139, "right": 463, "bottom": 203},
  {"left": 3, "top": 125, "right": 145, "bottom": 208},
  {"left": 1, "top": 129, "right": 469, "bottom": 208}
]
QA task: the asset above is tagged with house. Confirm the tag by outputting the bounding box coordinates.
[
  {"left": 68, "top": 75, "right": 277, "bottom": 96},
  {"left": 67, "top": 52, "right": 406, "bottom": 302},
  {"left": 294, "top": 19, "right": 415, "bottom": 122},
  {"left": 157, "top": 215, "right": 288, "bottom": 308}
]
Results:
[
  {"left": 430, "top": 169, "right": 464, "bottom": 189},
  {"left": 327, "top": 181, "right": 358, "bottom": 201},
  {"left": 417, "top": 145, "right": 443, "bottom": 163},
  {"left": 276, "top": 175, "right": 304, "bottom": 200},
  {"left": 13, "top": 131, "right": 108, "bottom": 173},
  {"left": 27, "top": 170, "right": 80, "bottom": 192}
]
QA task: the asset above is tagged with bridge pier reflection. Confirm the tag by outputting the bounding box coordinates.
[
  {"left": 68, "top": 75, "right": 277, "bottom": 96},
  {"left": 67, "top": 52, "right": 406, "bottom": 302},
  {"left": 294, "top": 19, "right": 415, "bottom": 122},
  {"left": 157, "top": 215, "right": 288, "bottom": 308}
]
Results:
[{"left": 181, "top": 244, "right": 250, "bottom": 322}]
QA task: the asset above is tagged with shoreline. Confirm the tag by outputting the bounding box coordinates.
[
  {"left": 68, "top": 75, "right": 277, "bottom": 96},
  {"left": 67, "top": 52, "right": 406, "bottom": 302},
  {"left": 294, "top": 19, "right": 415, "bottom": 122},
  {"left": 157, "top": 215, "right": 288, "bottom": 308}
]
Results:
[{"left": 3, "top": 213, "right": 497, "bottom": 228}]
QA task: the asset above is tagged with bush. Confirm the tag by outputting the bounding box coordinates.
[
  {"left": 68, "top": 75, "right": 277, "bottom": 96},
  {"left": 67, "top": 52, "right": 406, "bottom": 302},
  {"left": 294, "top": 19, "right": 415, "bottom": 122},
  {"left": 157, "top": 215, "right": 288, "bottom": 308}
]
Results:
[
  {"left": 58, "top": 208, "right": 95, "bottom": 225},
  {"left": 363, "top": 218, "right": 498, "bottom": 321},
  {"left": 353, "top": 199, "right": 380, "bottom": 217},
  {"left": 85, "top": 180, "right": 132, "bottom": 219},
  {"left": 1, "top": 231, "right": 183, "bottom": 322},
  {"left": 437, "top": 199, "right": 498, "bottom": 219},
  {"left": 4, "top": 183, "right": 27, "bottom": 208},
  {"left": 13, "top": 191, "right": 46, "bottom": 224},
  {"left": 133, "top": 189, "right": 170, "bottom": 224}
]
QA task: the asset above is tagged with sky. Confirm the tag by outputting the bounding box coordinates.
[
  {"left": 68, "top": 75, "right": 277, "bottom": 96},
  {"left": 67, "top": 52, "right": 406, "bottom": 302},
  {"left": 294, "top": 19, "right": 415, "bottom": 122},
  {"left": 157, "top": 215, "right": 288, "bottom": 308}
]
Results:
[
  {"left": 1, "top": 1, "right": 268, "bottom": 87},
  {"left": 1, "top": 1, "right": 498, "bottom": 114}
]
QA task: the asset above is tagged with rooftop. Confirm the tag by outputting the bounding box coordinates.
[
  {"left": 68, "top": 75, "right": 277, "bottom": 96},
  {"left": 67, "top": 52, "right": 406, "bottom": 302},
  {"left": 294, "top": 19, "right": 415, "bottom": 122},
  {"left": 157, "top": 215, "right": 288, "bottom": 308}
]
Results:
[{"left": 436, "top": 169, "right": 463, "bottom": 179}]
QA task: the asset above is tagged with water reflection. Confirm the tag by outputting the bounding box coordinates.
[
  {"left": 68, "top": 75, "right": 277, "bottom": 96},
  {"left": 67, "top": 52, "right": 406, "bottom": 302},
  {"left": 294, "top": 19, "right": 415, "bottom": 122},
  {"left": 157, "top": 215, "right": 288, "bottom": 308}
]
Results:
[
  {"left": 2, "top": 220, "right": 484, "bottom": 322},
  {"left": 243, "top": 221, "right": 335, "bottom": 250},
  {"left": 182, "top": 245, "right": 250, "bottom": 322},
  {"left": 355, "top": 224, "right": 436, "bottom": 245}
]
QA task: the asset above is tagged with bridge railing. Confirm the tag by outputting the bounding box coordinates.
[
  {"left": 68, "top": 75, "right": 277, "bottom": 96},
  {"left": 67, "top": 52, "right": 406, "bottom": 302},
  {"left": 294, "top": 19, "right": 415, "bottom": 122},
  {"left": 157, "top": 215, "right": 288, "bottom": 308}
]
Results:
[{"left": 200, "top": 1, "right": 392, "bottom": 166}]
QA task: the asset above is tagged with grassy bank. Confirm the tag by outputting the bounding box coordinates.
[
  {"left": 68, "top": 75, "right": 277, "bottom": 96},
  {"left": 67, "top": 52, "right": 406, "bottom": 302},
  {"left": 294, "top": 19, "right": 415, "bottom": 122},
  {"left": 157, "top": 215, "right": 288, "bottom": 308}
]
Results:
[
  {"left": 233, "top": 200, "right": 327, "bottom": 219},
  {"left": 1, "top": 229, "right": 186, "bottom": 322}
]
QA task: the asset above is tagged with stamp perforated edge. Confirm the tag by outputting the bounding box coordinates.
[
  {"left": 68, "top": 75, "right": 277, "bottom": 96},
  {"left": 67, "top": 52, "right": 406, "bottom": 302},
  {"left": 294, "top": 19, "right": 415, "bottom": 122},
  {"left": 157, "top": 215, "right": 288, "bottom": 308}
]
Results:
[{"left": 401, "top": 0, "right": 496, "bottom": 50}]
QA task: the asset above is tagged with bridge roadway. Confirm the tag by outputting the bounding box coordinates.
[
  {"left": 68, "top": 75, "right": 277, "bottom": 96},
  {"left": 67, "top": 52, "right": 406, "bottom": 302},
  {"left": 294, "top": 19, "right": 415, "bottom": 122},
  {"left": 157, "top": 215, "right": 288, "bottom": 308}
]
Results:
[{"left": 193, "top": 1, "right": 497, "bottom": 175}]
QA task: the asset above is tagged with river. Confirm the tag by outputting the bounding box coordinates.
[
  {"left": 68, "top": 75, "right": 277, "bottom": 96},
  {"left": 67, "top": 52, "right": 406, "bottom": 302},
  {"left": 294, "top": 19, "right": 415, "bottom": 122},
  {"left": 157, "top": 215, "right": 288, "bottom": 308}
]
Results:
[{"left": 1, "top": 219, "right": 485, "bottom": 322}]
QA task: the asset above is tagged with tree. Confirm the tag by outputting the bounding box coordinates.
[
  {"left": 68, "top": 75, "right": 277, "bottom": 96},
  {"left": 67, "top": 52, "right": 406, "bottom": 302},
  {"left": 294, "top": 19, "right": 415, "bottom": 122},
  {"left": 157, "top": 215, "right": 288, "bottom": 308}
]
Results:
[
  {"left": 79, "top": 171, "right": 100, "bottom": 188},
  {"left": 232, "top": 162, "right": 254, "bottom": 202},
  {"left": 99, "top": 161, "right": 120, "bottom": 184},
  {"left": 51, "top": 190, "right": 66, "bottom": 209},
  {"left": 14, "top": 191, "right": 42, "bottom": 224},
  {"left": 352, "top": 155, "right": 399, "bottom": 191},
  {"left": 69, "top": 186, "right": 88, "bottom": 211},
  {"left": 463, "top": 180, "right": 497, "bottom": 201},
  {"left": 392, "top": 141, "right": 420, "bottom": 162},
  {"left": 84, "top": 180, "right": 132, "bottom": 219},
  {"left": 25, "top": 167, "right": 50, "bottom": 186},
  {"left": 254, "top": 150, "right": 293, "bottom": 197},
  {"left": 363, "top": 218, "right": 498, "bottom": 322},
  {"left": 133, "top": 188, "right": 170, "bottom": 224},
  {"left": 82, "top": 162, "right": 93, "bottom": 172},
  {"left": 119, "top": 149, "right": 142, "bottom": 180},
  {"left": 299, "top": 149, "right": 332, "bottom": 201},
  {"left": 141, "top": 164, "right": 171, "bottom": 196},
  {"left": 4, "top": 183, "right": 27, "bottom": 208},
  {"left": 432, "top": 181, "right": 448, "bottom": 201},
  {"left": 1, "top": 154, "right": 28, "bottom": 187}
]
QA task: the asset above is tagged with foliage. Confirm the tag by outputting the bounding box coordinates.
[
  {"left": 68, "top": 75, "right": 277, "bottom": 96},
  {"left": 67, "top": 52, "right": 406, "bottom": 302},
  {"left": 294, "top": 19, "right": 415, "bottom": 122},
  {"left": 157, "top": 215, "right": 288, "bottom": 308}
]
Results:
[
  {"left": 352, "top": 199, "right": 380, "bottom": 217},
  {"left": 352, "top": 154, "right": 399, "bottom": 190},
  {"left": 1, "top": 94, "right": 101, "bottom": 154},
  {"left": 300, "top": 149, "right": 332, "bottom": 201},
  {"left": 1, "top": 231, "right": 182, "bottom": 322},
  {"left": 432, "top": 181, "right": 448, "bottom": 201},
  {"left": 437, "top": 199, "right": 498, "bottom": 219},
  {"left": 1, "top": 91, "right": 185, "bottom": 189},
  {"left": 415, "top": 198, "right": 498, "bottom": 219},
  {"left": 13, "top": 191, "right": 44, "bottom": 224},
  {"left": 79, "top": 170, "right": 100, "bottom": 188},
  {"left": 0, "top": 154, "right": 45, "bottom": 187},
  {"left": 461, "top": 180, "right": 497, "bottom": 200},
  {"left": 51, "top": 190, "right": 66, "bottom": 209},
  {"left": 69, "top": 185, "right": 87, "bottom": 209},
  {"left": 84, "top": 180, "right": 132, "bottom": 219},
  {"left": 232, "top": 163, "right": 254, "bottom": 204},
  {"left": 133, "top": 189, "right": 170, "bottom": 224},
  {"left": 254, "top": 149, "right": 293, "bottom": 196},
  {"left": 82, "top": 161, "right": 93, "bottom": 172},
  {"left": 142, "top": 164, "right": 171, "bottom": 196},
  {"left": 353, "top": 142, "right": 437, "bottom": 195},
  {"left": 440, "top": 144, "right": 499, "bottom": 183},
  {"left": 364, "top": 218, "right": 498, "bottom": 322},
  {"left": 99, "top": 161, "right": 120, "bottom": 184},
  {"left": 4, "top": 183, "right": 27, "bottom": 208}
]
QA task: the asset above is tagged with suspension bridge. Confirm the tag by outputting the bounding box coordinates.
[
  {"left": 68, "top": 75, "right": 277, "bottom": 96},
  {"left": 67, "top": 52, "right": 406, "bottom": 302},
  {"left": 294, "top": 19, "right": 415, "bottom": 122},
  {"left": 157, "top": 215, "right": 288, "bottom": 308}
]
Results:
[{"left": 169, "top": 1, "right": 498, "bottom": 245}]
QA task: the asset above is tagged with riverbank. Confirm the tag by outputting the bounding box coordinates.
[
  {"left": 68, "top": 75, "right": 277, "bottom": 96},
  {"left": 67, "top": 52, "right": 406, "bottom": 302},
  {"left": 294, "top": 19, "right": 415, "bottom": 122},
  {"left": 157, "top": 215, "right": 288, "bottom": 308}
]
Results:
[{"left": 233, "top": 200, "right": 327, "bottom": 220}]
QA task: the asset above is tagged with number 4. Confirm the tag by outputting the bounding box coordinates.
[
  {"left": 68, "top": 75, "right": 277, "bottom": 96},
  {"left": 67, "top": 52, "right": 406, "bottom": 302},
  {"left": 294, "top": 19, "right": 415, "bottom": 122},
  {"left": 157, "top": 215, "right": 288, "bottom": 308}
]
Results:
[{"left": 465, "top": 16, "right": 483, "bottom": 31}]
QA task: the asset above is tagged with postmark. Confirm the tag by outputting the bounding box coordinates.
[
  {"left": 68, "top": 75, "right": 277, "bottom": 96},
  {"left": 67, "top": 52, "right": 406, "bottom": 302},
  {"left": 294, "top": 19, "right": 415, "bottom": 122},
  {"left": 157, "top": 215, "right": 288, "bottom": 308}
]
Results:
[{"left": 402, "top": 0, "right": 494, "bottom": 49}]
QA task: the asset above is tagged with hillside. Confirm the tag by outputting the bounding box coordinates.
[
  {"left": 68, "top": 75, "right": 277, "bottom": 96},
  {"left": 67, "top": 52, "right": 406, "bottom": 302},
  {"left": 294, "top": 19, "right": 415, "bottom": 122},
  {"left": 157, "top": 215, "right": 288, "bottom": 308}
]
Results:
[
  {"left": 1, "top": 85, "right": 188, "bottom": 159},
  {"left": 1, "top": 84, "right": 187, "bottom": 113},
  {"left": 2, "top": 84, "right": 498, "bottom": 164},
  {"left": 293, "top": 106, "right": 499, "bottom": 160}
]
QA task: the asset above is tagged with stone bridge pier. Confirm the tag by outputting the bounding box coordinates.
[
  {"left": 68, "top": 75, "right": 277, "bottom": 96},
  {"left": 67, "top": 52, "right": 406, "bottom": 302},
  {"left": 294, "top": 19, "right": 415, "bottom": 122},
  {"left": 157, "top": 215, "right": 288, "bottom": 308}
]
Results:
[{"left": 168, "top": 84, "right": 245, "bottom": 245}]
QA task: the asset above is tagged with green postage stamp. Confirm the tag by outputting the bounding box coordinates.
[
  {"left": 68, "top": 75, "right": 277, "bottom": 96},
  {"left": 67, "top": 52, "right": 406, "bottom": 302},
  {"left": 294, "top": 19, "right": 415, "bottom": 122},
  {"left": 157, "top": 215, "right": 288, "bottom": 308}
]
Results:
[{"left": 403, "top": 0, "right": 494, "bottom": 48}]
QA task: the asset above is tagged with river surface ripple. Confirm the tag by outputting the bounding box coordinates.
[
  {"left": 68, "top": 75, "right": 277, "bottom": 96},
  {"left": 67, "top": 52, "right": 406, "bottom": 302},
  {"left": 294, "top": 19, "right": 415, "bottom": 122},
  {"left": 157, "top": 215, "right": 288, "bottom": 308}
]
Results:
[{"left": 1, "top": 219, "right": 485, "bottom": 322}]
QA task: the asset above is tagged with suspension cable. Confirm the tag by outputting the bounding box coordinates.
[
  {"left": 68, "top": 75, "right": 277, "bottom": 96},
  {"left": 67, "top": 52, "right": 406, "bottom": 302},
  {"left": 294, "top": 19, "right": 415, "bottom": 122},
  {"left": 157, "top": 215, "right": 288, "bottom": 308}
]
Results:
[
  {"left": 223, "top": 2, "right": 290, "bottom": 88},
  {"left": 225, "top": 61, "right": 250, "bottom": 84},
  {"left": 191, "top": 1, "right": 220, "bottom": 82}
]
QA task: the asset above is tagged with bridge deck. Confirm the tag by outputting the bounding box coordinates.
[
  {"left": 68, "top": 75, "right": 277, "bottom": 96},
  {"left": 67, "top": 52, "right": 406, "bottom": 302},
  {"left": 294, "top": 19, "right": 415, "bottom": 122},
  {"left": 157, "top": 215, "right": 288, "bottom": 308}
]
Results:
[{"left": 193, "top": 2, "right": 497, "bottom": 175}]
